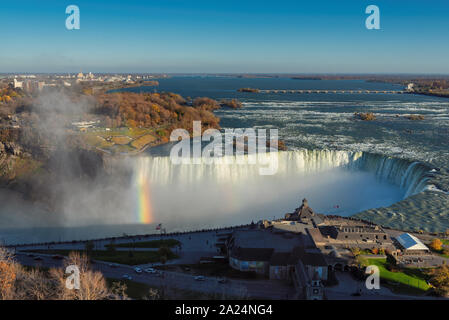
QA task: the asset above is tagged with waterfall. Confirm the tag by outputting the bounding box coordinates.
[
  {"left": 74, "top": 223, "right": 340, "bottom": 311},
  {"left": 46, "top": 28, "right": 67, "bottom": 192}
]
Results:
[
  {"left": 350, "top": 153, "right": 431, "bottom": 197},
  {"left": 134, "top": 149, "right": 431, "bottom": 199}
]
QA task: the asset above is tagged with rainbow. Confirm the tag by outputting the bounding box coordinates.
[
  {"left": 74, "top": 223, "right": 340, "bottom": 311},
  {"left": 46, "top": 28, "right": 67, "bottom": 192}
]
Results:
[{"left": 137, "top": 172, "right": 154, "bottom": 224}]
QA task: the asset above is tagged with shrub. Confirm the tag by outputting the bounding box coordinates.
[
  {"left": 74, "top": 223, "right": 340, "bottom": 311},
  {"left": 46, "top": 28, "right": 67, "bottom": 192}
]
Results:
[
  {"left": 405, "top": 114, "right": 425, "bottom": 120},
  {"left": 354, "top": 112, "right": 376, "bottom": 121},
  {"left": 219, "top": 99, "right": 243, "bottom": 109}
]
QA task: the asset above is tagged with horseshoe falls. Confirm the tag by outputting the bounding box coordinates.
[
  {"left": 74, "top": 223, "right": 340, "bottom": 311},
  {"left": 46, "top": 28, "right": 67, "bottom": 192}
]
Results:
[{"left": 133, "top": 150, "right": 430, "bottom": 230}]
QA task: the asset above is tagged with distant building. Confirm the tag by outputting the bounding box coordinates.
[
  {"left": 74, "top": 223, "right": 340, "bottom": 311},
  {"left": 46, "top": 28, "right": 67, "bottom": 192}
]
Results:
[
  {"left": 71, "top": 120, "right": 100, "bottom": 130},
  {"left": 38, "top": 81, "right": 45, "bottom": 91},
  {"left": 406, "top": 83, "right": 415, "bottom": 92},
  {"left": 13, "top": 79, "right": 22, "bottom": 89},
  {"left": 394, "top": 233, "right": 430, "bottom": 255}
]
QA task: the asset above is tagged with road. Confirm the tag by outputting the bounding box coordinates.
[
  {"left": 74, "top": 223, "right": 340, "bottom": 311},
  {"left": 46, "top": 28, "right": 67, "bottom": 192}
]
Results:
[
  {"left": 12, "top": 229, "right": 232, "bottom": 265},
  {"left": 14, "top": 252, "right": 295, "bottom": 299}
]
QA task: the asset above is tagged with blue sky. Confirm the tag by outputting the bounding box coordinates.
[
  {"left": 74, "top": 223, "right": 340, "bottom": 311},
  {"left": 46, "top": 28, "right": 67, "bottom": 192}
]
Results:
[{"left": 1, "top": 0, "right": 448, "bottom": 73}]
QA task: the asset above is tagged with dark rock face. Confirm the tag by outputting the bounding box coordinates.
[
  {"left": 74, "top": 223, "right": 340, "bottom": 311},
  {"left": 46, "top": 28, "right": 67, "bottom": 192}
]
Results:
[
  {"left": 0, "top": 141, "right": 21, "bottom": 156},
  {"left": 4, "top": 142, "right": 21, "bottom": 156},
  {"left": 48, "top": 147, "right": 105, "bottom": 180}
]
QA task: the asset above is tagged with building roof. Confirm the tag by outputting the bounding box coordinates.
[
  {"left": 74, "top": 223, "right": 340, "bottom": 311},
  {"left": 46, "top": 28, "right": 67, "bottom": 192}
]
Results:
[
  {"left": 271, "top": 221, "right": 309, "bottom": 234},
  {"left": 307, "top": 228, "right": 326, "bottom": 245},
  {"left": 290, "top": 246, "right": 328, "bottom": 266},
  {"left": 269, "top": 252, "right": 291, "bottom": 266},
  {"left": 396, "top": 233, "right": 429, "bottom": 251},
  {"left": 231, "top": 247, "right": 274, "bottom": 262},
  {"left": 229, "top": 229, "right": 302, "bottom": 252}
]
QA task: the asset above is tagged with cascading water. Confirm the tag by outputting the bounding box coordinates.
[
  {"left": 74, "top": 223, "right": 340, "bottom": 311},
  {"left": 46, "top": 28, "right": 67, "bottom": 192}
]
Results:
[
  {"left": 135, "top": 149, "right": 430, "bottom": 199},
  {"left": 128, "top": 149, "right": 432, "bottom": 232},
  {"left": 349, "top": 153, "right": 431, "bottom": 198}
]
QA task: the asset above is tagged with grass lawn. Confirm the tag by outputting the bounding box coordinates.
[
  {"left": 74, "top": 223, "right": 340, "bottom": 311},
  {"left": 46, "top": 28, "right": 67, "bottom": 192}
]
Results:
[
  {"left": 107, "top": 239, "right": 181, "bottom": 249},
  {"left": 131, "top": 134, "right": 157, "bottom": 149},
  {"left": 80, "top": 127, "right": 159, "bottom": 153},
  {"left": 82, "top": 136, "right": 113, "bottom": 149},
  {"left": 363, "top": 258, "right": 431, "bottom": 295},
  {"left": 111, "top": 136, "right": 132, "bottom": 145},
  {"left": 112, "top": 144, "right": 136, "bottom": 154},
  {"left": 26, "top": 249, "right": 178, "bottom": 265}
]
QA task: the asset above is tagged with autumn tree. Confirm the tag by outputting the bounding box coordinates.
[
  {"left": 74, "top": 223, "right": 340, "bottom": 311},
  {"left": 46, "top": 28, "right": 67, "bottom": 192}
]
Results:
[
  {"left": 0, "top": 247, "right": 123, "bottom": 300},
  {"left": 0, "top": 248, "right": 16, "bottom": 300},
  {"left": 193, "top": 97, "right": 220, "bottom": 110},
  {"left": 14, "top": 268, "right": 54, "bottom": 300},
  {"left": 430, "top": 238, "right": 443, "bottom": 251},
  {"left": 93, "top": 92, "right": 220, "bottom": 131},
  {"left": 429, "top": 265, "right": 449, "bottom": 296},
  {"left": 50, "top": 251, "right": 112, "bottom": 300}
]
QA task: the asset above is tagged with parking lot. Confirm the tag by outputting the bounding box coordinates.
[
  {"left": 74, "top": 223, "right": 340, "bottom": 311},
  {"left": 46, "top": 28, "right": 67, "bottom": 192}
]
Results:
[{"left": 397, "top": 254, "right": 449, "bottom": 268}]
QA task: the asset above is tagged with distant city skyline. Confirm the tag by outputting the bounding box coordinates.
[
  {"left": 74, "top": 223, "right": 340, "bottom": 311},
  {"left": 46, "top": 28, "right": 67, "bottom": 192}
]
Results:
[{"left": 1, "top": 0, "right": 449, "bottom": 73}]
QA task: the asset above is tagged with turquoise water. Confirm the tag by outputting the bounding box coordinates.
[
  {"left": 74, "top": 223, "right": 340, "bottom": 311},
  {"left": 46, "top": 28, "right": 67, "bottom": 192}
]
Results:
[{"left": 122, "top": 76, "right": 449, "bottom": 167}]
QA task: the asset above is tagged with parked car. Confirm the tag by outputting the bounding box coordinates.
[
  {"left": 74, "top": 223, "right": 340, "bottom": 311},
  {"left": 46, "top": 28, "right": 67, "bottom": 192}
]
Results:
[
  {"left": 144, "top": 268, "right": 156, "bottom": 274},
  {"left": 217, "top": 277, "right": 227, "bottom": 284},
  {"left": 194, "top": 275, "right": 205, "bottom": 281},
  {"left": 122, "top": 274, "right": 132, "bottom": 280},
  {"left": 33, "top": 256, "right": 43, "bottom": 261},
  {"left": 134, "top": 267, "right": 142, "bottom": 274}
]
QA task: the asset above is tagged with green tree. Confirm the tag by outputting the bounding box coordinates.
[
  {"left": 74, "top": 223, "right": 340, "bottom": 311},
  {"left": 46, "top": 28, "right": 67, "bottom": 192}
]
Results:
[
  {"left": 107, "top": 241, "right": 116, "bottom": 254},
  {"left": 84, "top": 241, "right": 95, "bottom": 256}
]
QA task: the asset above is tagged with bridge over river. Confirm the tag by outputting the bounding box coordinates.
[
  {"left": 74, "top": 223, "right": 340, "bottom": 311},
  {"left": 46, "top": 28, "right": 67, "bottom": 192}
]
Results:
[{"left": 257, "top": 89, "right": 408, "bottom": 94}]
